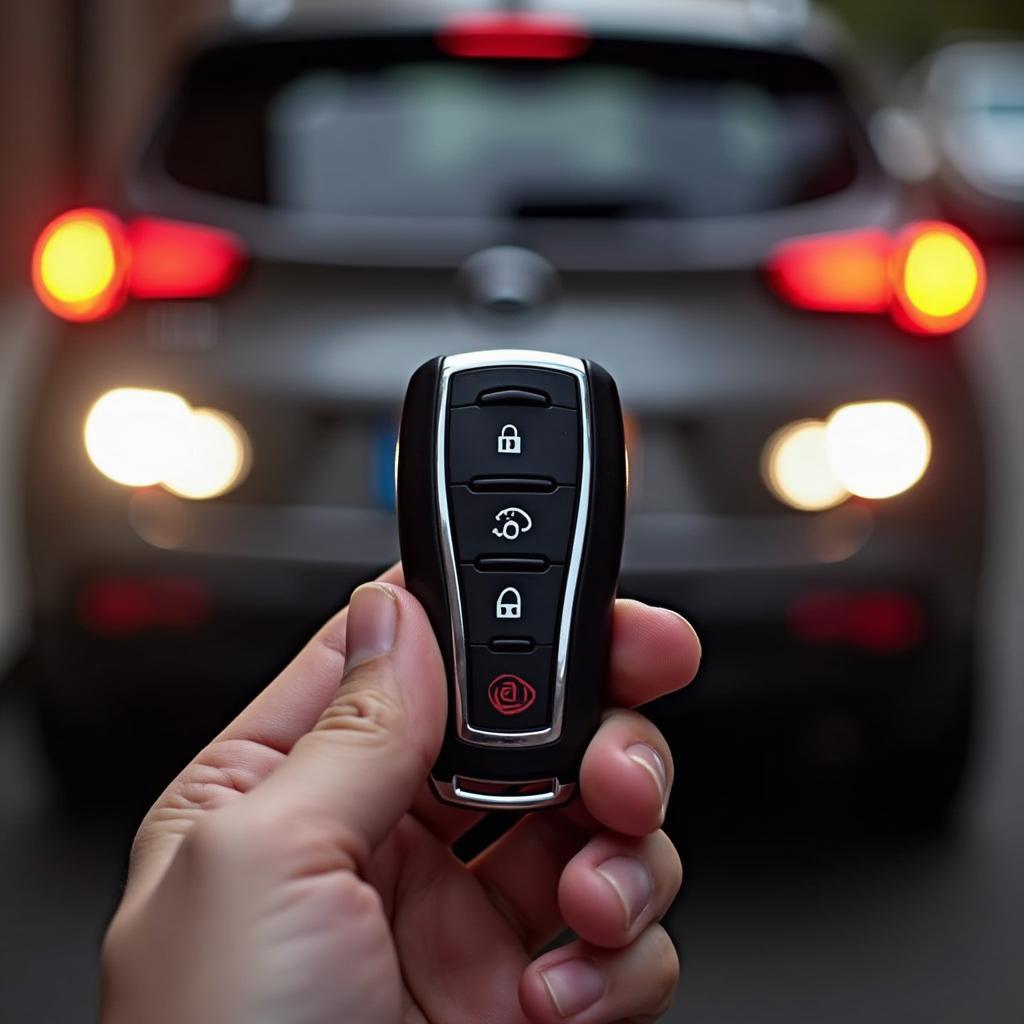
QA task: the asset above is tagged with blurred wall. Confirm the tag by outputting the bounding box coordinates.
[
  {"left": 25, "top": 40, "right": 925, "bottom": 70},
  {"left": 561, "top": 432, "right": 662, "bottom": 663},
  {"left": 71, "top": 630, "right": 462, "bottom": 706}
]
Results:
[
  {"left": 86, "top": 0, "right": 222, "bottom": 179},
  {"left": 0, "top": 0, "right": 222, "bottom": 293},
  {"left": 0, "top": 0, "right": 67, "bottom": 289}
]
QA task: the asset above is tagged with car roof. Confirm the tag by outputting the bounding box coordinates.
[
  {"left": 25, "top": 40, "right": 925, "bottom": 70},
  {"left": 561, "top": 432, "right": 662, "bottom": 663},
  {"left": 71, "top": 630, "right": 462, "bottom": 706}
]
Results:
[{"left": 225, "top": 0, "right": 848, "bottom": 60}]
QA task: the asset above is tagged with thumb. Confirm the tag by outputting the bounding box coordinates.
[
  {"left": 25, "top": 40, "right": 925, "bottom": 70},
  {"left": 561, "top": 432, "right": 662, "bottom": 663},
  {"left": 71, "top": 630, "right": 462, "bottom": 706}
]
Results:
[{"left": 251, "top": 581, "right": 448, "bottom": 869}]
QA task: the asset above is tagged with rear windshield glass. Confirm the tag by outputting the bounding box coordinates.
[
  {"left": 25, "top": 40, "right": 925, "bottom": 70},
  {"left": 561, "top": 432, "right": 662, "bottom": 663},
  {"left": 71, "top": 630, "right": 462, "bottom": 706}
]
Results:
[{"left": 155, "top": 37, "right": 868, "bottom": 220}]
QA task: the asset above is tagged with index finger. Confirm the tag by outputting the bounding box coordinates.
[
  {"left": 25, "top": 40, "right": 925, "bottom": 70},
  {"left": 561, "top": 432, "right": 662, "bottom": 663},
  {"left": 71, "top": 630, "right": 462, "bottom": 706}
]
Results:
[{"left": 608, "top": 599, "right": 701, "bottom": 707}]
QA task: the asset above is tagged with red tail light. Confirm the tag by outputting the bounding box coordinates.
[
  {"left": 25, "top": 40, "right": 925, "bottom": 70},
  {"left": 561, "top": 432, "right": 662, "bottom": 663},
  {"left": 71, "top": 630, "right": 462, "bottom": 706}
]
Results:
[
  {"left": 127, "top": 217, "right": 246, "bottom": 299},
  {"left": 788, "top": 590, "right": 925, "bottom": 654},
  {"left": 436, "top": 13, "right": 590, "bottom": 60},
  {"left": 767, "top": 228, "right": 891, "bottom": 314},
  {"left": 767, "top": 222, "right": 985, "bottom": 336},
  {"left": 31, "top": 208, "right": 130, "bottom": 322},
  {"left": 78, "top": 575, "right": 211, "bottom": 636},
  {"left": 32, "top": 208, "right": 247, "bottom": 322},
  {"left": 890, "top": 221, "right": 986, "bottom": 335}
]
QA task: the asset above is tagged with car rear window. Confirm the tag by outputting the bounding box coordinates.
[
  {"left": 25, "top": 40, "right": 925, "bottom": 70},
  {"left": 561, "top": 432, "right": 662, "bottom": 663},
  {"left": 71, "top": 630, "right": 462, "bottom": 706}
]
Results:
[{"left": 153, "top": 35, "right": 870, "bottom": 220}]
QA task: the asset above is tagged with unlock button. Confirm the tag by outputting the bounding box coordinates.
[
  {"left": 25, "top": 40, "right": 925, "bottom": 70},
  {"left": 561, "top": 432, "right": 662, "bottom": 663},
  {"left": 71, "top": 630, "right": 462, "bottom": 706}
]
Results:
[{"left": 458, "top": 565, "right": 564, "bottom": 645}]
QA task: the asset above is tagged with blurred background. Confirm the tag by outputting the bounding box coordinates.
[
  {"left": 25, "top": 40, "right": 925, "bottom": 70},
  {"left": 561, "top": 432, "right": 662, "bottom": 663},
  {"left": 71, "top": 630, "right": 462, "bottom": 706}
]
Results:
[{"left": 1, "top": 0, "right": 1023, "bottom": 1020}]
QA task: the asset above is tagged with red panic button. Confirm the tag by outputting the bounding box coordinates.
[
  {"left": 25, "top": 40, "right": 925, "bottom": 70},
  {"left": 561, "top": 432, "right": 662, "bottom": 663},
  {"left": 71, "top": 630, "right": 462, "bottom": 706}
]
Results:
[{"left": 487, "top": 673, "right": 538, "bottom": 716}]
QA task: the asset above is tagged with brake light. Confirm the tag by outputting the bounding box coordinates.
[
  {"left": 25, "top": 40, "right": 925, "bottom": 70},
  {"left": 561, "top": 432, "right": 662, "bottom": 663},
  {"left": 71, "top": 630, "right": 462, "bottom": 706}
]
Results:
[
  {"left": 78, "top": 575, "right": 211, "bottom": 635},
  {"left": 767, "top": 222, "right": 985, "bottom": 336},
  {"left": 891, "top": 222, "right": 985, "bottom": 335},
  {"left": 32, "top": 208, "right": 247, "bottom": 322},
  {"left": 788, "top": 591, "right": 925, "bottom": 654},
  {"left": 128, "top": 217, "right": 246, "bottom": 299},
  {"left": 767, "top": 228, "right": 891, "bottom": 314},
  {"left": 436, "top": 13, "right": 590, "bottom": 60},
  {"left": 32, "top": 208, "right": 130, "bottom": 322}
]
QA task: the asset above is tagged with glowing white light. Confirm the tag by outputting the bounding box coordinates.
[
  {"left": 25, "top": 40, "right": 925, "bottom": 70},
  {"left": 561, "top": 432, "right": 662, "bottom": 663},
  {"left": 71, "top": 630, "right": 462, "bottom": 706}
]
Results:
[
  {"left": 762, "top": 419, "right": 850, "bottom": 511},
  {"left": 85, "top": 389, "right": 250, "bottom": 499},
  {"left": 825, "top": 401, "right": 931, "bottom": 499},
  {"left": 161, "top": 408, "right": 250, "bottom": 500},
  {"left": 84, "top": 388, "right": 193, "bottom": 487}
]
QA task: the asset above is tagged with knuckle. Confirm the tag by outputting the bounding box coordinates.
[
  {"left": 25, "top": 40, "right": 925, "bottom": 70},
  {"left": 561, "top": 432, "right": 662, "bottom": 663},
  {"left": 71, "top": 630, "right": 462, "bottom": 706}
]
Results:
[
  {"left": 313, "top": 681, "right": 404, "bottom": 746},
  {"left": 162, "top": 750, "right": 257, "bottom": 814},
  {"left": 327, "top": 868, "right": 385, "bottom": 920}
]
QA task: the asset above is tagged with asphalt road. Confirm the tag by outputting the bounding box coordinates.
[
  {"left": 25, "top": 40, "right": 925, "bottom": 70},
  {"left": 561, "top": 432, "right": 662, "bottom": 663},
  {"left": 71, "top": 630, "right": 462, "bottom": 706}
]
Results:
[{"left": 1, "top": 251, "right": 1023, "bottom": 1021}]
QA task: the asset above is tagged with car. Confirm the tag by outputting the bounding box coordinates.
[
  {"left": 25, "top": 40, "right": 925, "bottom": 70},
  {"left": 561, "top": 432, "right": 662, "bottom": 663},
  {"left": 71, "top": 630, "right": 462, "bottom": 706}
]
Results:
[
  {"left": 904, "top": 38, "right": 1024, "bottom": 240},
  {"left": 21, "top": 0, "right": 988, "bottom": 821}
]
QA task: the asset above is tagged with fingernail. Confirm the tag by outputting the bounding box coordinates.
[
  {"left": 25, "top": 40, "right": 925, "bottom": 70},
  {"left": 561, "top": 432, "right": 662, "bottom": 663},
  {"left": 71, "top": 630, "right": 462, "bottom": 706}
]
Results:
[
  {"left": 540, "top": 959, "right": 607, "bottom": 1018},
  {"left": 626, "top": 742, "right": 667, "bottom": 809},
  {"left": 595, "top": 855, "right": 653, "bottom": 930},
  {"left": 344, "top": 584, "right": 397, "bottom": 672}
]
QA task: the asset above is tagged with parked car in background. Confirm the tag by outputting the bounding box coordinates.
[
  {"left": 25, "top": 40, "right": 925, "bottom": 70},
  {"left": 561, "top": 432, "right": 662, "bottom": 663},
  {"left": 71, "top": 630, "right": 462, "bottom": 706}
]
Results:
[
  {"left": 906, "top": 38, "right": 1024, "bottom": 239},
  {"left": 22, "top": 0, "right": 988, "bottom": 821}
]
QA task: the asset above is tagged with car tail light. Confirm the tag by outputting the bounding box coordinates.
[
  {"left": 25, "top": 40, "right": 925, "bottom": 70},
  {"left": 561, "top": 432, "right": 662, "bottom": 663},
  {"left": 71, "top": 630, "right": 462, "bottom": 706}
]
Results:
[
  {"left": 890, "top": 222, "right": 985, "bottom": 335},
  {"left": 32, "top": 208, "right": 131, "bottom": 321},
  {"left": 766, "top": 228, "right": 891, "bottom": 314},
  {"left": 766, "top": 222, "right": 985, "bottom": 336},
  {"left": 32, "top": 208, "right": 247, "bottom": 322},
  {"left": 788, "top": 591, "right": 925, "bottom": 654},
  {"left": 436, "top": 13, "right": 590, "bottom": 60},
  {"left": 127, "top": 217, "right": 246, "bottom": 300},
  {"left": 78, "top": 575, "right": 211, "bottom": 635}
]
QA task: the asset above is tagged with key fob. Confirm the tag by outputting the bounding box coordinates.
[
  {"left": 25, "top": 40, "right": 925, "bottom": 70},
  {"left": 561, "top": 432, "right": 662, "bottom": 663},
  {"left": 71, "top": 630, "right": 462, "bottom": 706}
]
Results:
[{"left": 397, "top": 350, "right": 626, "bottom": 810}]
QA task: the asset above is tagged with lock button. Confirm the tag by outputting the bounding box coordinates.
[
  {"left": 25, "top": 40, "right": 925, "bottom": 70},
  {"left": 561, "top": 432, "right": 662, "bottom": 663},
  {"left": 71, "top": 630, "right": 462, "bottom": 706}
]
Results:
[
  {"left": 495, "top": 586, "right": 522, "bottom": 618},
  {"left": 458, "top": 565, "right": 564, "bottom": 645},
  {"left": 448, "top": 406, "right": 579, "bottom": 484},
  {"left": 497, "top": 424, "right": 522, "bottom": 455}
]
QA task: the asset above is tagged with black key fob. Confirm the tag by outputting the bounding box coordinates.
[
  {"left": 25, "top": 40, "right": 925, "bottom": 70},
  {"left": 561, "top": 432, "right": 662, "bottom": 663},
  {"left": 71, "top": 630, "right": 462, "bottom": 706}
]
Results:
[{"left": 397, "top": 351, "right": 626, "bottom": 810}]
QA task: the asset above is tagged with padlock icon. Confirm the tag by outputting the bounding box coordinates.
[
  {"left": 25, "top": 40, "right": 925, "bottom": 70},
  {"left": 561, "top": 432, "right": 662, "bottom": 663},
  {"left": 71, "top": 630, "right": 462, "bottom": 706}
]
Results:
[
  {"left": 495, "top": 586, "right": 522, "bottom": 620},
  {"left": 497, "top": 423, "right": 522, "bottom": 455}
]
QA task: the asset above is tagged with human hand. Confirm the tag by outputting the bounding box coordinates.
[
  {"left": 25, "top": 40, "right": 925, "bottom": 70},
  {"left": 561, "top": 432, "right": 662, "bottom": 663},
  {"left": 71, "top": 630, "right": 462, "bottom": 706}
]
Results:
[{"left": 101, "top": 565, "right": 700, "bottom": 1024}]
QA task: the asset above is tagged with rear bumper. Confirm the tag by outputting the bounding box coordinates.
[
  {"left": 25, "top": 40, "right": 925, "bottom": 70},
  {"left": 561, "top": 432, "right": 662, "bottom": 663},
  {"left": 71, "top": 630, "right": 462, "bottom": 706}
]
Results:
[
  {"left": 23, "top": 477, "right": 982, "bottom": 811},
  {"left": 27, "top": 498, "right": 981, "bottom": 704}
]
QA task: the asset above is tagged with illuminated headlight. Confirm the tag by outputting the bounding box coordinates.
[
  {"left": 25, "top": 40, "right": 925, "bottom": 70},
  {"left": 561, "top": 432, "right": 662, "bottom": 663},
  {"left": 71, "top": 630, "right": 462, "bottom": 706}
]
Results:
[
  {"left": 84, "top": 388, "right": 250, "bottom": 499},
  {"left": 763, "top": 401, "right": 931, "bottom": 510}
]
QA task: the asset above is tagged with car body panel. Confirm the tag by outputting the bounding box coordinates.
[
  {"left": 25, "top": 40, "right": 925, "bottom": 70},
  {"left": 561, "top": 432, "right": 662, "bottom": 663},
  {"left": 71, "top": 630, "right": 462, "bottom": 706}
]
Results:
[{"left": 22, "top": 4, "right": 987, "bottom": 809}]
